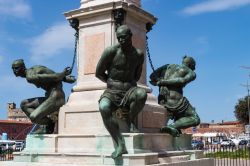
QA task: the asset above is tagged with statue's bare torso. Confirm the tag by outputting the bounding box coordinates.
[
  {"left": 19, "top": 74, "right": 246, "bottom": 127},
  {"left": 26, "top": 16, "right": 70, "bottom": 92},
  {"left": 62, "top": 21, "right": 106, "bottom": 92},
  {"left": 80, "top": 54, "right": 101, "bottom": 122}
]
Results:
[{"left": 159, "top": 64, "right": 196, "bottom": 107}]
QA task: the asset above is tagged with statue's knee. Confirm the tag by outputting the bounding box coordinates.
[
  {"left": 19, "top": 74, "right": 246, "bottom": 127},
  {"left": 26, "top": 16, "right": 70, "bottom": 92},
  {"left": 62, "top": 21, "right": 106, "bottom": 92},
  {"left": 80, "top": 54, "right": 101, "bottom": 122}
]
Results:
[
  {"left": 195, "top": 116, "right": 201, "bottom": 126},
  {"left": 20, "top": 100, "right": 28, "bottom": 110},
  {"left": 99, "top": 99, "right": 112, "bottom": 118},
  {"left": 29, "top": 114, "right": 38, "bottom": 122},
  {"left": 135, "top": 89, "right": 147, "bottom": 102}
]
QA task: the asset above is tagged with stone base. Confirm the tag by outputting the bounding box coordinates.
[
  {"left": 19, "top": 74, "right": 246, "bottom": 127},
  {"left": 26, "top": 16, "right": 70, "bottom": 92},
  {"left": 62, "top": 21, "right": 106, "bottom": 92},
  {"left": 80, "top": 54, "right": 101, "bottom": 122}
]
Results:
[
  {"left": 0, "top": 133, "right": 214, "bottom": 166},
  {"left": 23, "top": 133, "right": 192, "bottom": 154}
]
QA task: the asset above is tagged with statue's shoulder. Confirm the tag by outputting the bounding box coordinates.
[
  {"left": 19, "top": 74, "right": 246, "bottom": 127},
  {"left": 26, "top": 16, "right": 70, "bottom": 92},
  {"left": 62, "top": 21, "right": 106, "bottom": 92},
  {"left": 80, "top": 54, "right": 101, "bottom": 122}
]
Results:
[
  {"left": 168, "top": 64, "right": 178, "bottom": 69},
  {"left": 28, "top": 65, "right": 54, "bottom": 74},
  {"left": 135, "top": 48, "right": 143, "bottom": 55},
  {"left": 105, "top": 44, "right": 119, "bottom": 53},
  {"left": 134, "top": 48, "right": 144, "bottom": 60},
  {"left": 181, "top": 65, "right": 196, "bottom": 77}
]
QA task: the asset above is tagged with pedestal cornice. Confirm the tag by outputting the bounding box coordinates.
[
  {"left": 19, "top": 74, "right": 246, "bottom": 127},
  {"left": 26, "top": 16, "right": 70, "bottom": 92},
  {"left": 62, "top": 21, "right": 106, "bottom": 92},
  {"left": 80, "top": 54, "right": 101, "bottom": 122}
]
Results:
[{"left": 64, "top": 1, "right": 157, "bottom": 25}]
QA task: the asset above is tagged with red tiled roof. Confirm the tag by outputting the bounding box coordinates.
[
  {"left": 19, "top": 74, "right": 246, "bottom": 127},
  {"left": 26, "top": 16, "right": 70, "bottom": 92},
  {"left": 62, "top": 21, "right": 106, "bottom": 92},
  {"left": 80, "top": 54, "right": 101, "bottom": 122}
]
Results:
[{"left": 0, "top": 119, "right": 32, "bottom": 124}]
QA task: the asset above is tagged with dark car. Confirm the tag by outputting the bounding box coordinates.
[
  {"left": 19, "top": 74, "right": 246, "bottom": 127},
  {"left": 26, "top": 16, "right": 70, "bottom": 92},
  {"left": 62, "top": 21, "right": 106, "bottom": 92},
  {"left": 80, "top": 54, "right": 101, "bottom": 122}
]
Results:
[
  {"left": 192, "top": 140, "right": 204, "bottom": 150},
  {"left": 239, "top": 140, "right": 248, "bottom": 146}
]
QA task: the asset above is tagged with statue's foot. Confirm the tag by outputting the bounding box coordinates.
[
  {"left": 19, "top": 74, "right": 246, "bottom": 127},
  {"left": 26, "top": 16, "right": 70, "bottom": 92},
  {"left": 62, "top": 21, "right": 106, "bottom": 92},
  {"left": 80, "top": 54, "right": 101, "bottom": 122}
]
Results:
[
  {"left": 111, "top": 145, "right": 128, "bottom": 159},
  {"left": 130, "top": 123, "right": 139, "bottom": 133},
  {"left": 160, "top": 126, "right": 180, "bottom": 137},
  {"left": 45, "top": 122, "right": 55, "bottom": 134}
]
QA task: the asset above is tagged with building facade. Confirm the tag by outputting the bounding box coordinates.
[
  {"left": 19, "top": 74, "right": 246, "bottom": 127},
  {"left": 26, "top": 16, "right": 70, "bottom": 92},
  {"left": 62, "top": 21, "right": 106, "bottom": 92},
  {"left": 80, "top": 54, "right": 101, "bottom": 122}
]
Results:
[
  {"left": 7, "top": 103, "right": 30, "bottom": 122},
  {"left": 0, "top": 120, "right": 32, "bottom": 140}
]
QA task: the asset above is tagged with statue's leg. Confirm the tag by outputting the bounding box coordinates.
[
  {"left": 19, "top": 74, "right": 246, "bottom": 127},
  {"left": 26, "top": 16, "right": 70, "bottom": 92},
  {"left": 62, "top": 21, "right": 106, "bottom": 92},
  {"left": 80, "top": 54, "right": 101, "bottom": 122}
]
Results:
[
  {"left": 171, "top": 106, "right": 200, "bottom": 130},
  {"left": 99, "top": 97, "right": 127, "bottom": 159},
  {"left": 29, "top": 93, "right": 64, "bottom": 134},
  {"left": 127, "top": 88, "right": 147, "bottom": 132},
  {"left": 20, "top": 97, "right": 46, "bottom": 117}
]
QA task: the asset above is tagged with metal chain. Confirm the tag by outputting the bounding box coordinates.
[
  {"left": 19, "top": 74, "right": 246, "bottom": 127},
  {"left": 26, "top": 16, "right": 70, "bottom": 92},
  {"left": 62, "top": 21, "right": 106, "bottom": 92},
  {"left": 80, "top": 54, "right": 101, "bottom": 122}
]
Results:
[
  {"left": 146, "top": 35, "right": 155, "bottom": 73},
  {"left": 70, "top": 30, "right": 79, "bottom": 74}
]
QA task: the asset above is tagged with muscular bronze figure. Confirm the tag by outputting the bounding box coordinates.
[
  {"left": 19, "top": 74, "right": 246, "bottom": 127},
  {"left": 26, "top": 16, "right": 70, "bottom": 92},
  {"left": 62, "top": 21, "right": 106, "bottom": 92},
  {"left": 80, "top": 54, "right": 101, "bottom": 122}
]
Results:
[
  {"left": 96, "top": 25, "right": 147, "bottom": 158},
  {"left": 12, "top": 59, "right": 75, "bottom": 134},
  {"left": 150, "top": 56, "right": 200, "bottom": 137}
]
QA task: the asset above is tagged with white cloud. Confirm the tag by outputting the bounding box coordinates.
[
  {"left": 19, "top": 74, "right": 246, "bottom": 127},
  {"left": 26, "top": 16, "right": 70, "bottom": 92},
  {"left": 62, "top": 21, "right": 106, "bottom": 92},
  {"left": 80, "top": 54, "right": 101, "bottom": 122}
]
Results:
[
  {"left": 29, "top": 22, "right": 74, "bottom": 63},
  {"left": 182, "top": 0, "right": 250, "bottom": 15},
  {"left": 0, "top": 0, "right": 31, "bottom": 19}
]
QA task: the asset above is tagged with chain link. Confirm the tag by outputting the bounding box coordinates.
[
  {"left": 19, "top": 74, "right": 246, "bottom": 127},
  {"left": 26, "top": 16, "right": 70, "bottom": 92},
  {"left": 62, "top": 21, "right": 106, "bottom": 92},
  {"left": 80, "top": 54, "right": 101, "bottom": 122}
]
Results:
[
  {"left": 70, "top": 30, "right": 79, "bottom": 73},
  {"left": 146, "top": 36, "right": 155, "bottom": 73}
]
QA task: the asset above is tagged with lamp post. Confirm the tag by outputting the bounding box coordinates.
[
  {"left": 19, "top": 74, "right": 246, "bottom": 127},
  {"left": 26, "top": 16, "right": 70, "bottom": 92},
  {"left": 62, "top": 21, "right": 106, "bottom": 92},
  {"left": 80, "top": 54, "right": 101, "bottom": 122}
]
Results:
[
  {"left": 240, "top": 67, "right": 250, "bottom": 145},
  {"left": 240, "top": 66, "right": 250, "bottom": 125}
]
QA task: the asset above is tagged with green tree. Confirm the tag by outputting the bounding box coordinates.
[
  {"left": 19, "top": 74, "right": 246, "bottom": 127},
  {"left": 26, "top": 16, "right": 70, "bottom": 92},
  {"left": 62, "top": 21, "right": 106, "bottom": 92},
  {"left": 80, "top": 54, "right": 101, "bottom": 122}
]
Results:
[{"left": 234, "top": 96, "right": 249, "bottom": 124}]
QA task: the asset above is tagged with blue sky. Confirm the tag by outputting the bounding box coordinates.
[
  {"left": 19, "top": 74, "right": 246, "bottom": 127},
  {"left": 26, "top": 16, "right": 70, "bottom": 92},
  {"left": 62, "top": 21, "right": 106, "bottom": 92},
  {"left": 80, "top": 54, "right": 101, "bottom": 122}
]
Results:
[{"left": 0, "top": 0, "right": 250, "bottom": 123}]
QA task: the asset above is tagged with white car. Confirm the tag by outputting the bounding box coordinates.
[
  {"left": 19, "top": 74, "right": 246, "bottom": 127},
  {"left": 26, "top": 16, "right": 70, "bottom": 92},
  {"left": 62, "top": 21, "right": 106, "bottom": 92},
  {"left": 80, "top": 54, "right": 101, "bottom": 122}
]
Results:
[{"left": 220, "top": 140, "right": 235, "bottom": 147}]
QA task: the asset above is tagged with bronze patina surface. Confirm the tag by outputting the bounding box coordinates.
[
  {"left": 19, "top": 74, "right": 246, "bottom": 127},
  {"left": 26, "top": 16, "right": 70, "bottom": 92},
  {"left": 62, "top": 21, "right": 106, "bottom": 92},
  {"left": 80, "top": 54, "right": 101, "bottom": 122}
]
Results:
[
  {"left": 96, "top": 25, "right": 147, "bottom": 158},
  {"left": 12, "top": 59, "right": 75, "bottom": 134},
  {"left": 150, "top": 56, "right": 200, "bottom": 137}
]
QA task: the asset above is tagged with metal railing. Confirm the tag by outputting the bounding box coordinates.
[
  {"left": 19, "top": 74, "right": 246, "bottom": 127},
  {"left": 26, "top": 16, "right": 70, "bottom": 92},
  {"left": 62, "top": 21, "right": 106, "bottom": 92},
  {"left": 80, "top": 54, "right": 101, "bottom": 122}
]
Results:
[
  {"left": 0, "top": 148, "right": 14, "bottom": 161},
  {"left": 194, "top": 144, "right": 250, "bottom": 166}
]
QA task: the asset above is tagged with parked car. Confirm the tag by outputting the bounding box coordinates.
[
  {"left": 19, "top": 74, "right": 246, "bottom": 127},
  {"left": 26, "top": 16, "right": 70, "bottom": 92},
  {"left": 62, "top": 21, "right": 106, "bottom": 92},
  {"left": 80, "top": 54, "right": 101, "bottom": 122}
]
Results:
[
  {"left": 15, "top": 141, "right": 25, "bottom": 151},
  {"left": 192, "top": 140, "right": 204, "bottom": 150},
  {"left": 212, "top": 140, "right": 220, "bottom": 145},
  {"left": 239, "top": 140, "right": 248, "bottom": 145},
  {"left": 220, "top": 140, "right": 235, "bottom": 147}
]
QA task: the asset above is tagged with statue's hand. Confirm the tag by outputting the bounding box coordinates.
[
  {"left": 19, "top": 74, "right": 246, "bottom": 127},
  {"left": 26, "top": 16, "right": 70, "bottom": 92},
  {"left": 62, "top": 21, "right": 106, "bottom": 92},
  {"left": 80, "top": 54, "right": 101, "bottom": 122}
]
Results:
[
  {"left": 63, "top": 67, "right": 72, "bottom": 76},
  {"left": 167, "top": 112, "right": 174, "bottom": 120},
  {"left": 64, "top": 75, "right": 76, "bottom": 83},
  {"left": 149, "top": 80, "right": 157, "bottom": 86},
  {"left": 157, "top": 80, "right": 163, "bottom": 86}
]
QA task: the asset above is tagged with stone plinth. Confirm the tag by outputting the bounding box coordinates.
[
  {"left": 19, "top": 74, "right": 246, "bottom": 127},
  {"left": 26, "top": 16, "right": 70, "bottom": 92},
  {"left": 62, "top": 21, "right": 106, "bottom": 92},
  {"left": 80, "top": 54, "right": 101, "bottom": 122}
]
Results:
[
  {"left": 23, "top": 133, "right": 192, "bottom": 154},
  {"left": 7, "top": 153, "right": 213, "bottom": 166},
  {"left": 8, "top": 133, "right": 214, "bottom": 166}
]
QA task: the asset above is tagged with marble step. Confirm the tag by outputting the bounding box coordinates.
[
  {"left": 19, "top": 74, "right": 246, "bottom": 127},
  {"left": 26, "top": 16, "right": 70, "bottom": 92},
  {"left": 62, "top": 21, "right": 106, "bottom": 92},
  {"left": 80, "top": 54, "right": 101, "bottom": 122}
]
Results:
[
  {"left": 1, "top": 158, "right": 214, "bottom": 166},
  {"left": 13, "top": 152, "right": 159, "bottom": 166},
  {"left": 158, "top": 155, "right": 190, "bottom": 164},
  {"left": 12, "top": 150, "right": 204, "bottom": 166},
  {"left": 148, "top": 158, "right": 214, "bottom": 166}
]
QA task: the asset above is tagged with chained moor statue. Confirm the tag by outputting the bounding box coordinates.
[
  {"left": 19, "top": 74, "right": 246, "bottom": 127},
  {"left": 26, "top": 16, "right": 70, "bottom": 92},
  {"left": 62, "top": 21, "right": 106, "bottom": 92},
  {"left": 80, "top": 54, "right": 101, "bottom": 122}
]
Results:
[
  {"left": 96, "top": 25, "right": 147, "bottom": 158},
  {"left": 150, "top": 56, "right": 200, "bottom": 137},
  {"left": 12, "top": 59, "right": 76, "bottom": 134}
]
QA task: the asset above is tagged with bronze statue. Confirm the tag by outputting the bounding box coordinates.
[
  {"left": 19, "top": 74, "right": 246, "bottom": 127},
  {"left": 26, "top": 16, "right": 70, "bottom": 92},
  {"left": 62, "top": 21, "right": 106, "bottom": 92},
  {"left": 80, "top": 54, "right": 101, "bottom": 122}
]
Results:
[
  {"left": 12, "top": 59, "right": 75, "bottom": 134},
  {"left": 150, "top": 56, "right": 200, "bottom": 137},
  {"left": 96, "top": 25, "right": 147, "bottom": 158}
]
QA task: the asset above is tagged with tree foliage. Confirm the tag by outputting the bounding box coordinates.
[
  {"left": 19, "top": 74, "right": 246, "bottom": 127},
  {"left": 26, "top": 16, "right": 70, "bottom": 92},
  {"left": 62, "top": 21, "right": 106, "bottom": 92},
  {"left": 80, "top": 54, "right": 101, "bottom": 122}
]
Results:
[{"left": 234, "top": 96, "right": 249, "bottom": 124}]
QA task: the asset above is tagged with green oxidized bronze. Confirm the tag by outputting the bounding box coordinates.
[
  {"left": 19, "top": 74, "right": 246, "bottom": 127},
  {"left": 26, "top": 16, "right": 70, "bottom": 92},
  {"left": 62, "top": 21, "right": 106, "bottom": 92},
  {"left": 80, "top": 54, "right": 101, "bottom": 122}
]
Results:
[
  {"left": 150, "top": 56, "right": 200, "bottom": 137},
  {"left": 96, "top": 25, "right": 147, "bottom": 159},
  {"left": 12, "top": 59, "right": 76, "bottom": 134}
]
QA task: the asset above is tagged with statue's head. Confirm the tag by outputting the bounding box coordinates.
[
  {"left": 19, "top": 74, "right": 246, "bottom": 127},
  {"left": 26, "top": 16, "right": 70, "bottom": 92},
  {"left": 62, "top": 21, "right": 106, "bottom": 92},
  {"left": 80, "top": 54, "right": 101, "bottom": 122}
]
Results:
[
  {"left": 182, "top": 56, "right": 196, "bottom": 70},
  {"left": 116, "top": 25, "right": 132, "bottom": 49},
  {"left": 12, "top": 59, "right": 26, "bottom": 77}
]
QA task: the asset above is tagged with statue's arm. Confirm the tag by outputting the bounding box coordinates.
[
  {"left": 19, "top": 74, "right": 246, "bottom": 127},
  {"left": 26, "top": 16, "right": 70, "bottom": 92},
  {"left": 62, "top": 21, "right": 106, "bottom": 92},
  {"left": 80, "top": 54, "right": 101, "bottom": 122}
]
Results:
[
  {"left": 158, "top": 70, "right": 196, "bottom": 86},
  {"left": 27, "top": 67, "right": 71, "bottom": 82},
  {"left": 149, "top": 64, "right": 168, "bottom": 86},
  {"left": 95, "top": 47, "right": 114, "bottom": 83},
  {"left": 135, "top": 51, "right": 144, "bottom": 82}
]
